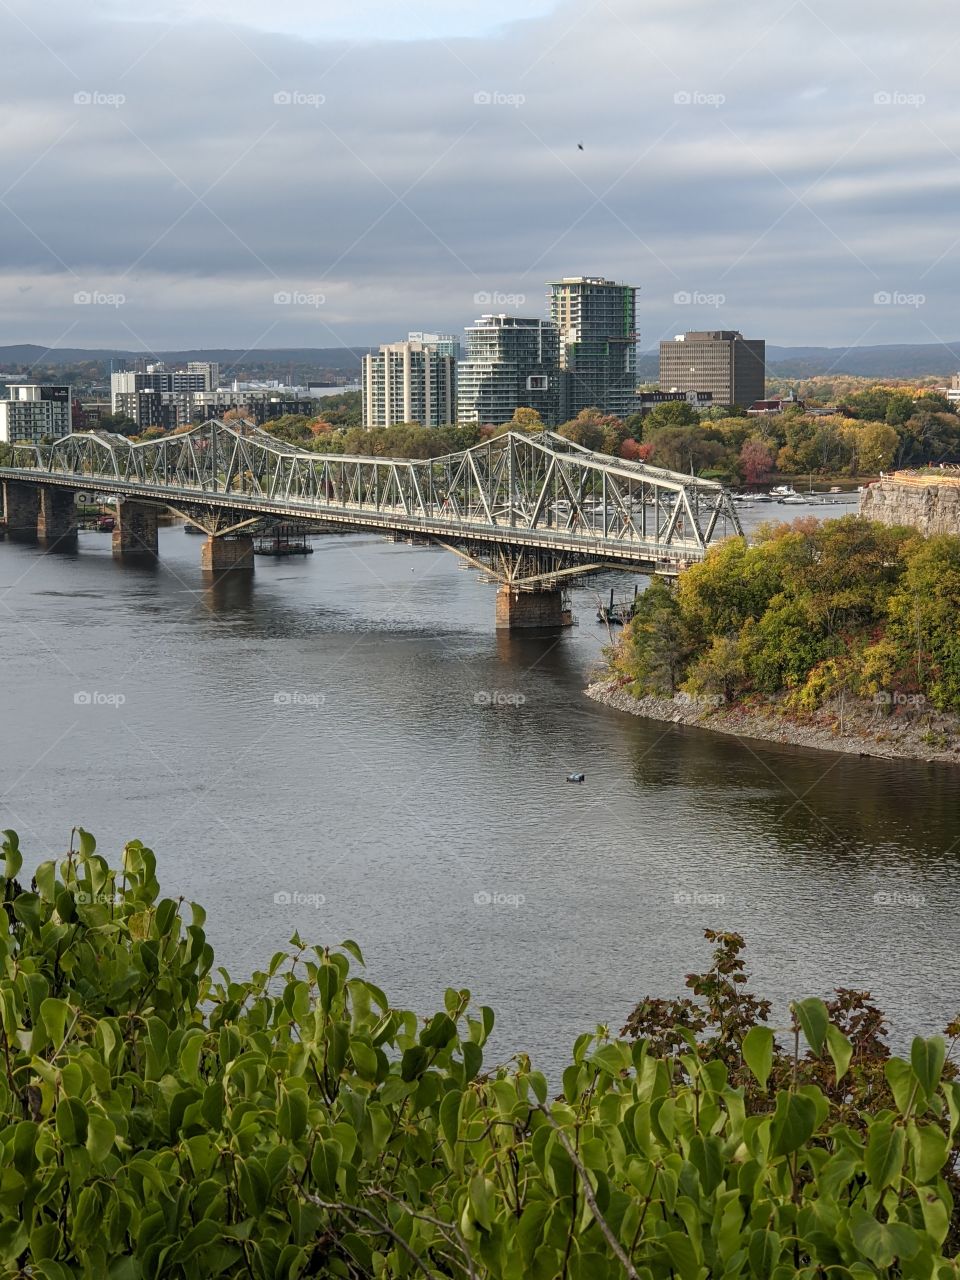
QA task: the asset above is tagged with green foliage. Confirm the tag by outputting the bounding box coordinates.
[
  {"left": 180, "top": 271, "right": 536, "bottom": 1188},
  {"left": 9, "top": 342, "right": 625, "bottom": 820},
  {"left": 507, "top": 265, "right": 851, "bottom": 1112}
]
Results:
[
  {"left": 1, "top": 835, "right": 960, "bottom": 1277},
  {"left": 607, "top": 518, "right": 960, "bottom": 712}
]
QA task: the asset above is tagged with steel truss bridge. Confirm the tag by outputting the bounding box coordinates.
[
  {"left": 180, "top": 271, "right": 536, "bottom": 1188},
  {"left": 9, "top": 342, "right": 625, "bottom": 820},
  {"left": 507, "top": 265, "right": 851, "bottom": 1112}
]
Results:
[{"left": 0, "top": 420, "right": 742, "bottom": 588}]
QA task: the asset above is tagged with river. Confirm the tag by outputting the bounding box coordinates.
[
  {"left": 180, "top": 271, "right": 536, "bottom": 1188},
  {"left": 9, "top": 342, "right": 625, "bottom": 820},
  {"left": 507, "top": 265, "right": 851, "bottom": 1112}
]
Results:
[{"left": 1, "top": 513, "right": 957, "bottom": 1072}]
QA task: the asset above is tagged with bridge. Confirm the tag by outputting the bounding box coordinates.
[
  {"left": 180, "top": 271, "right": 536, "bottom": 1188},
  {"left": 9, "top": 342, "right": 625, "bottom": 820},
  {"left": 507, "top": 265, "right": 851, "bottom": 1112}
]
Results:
[{"left": 0, "top": 419, "right": 741, "bottom": 629}]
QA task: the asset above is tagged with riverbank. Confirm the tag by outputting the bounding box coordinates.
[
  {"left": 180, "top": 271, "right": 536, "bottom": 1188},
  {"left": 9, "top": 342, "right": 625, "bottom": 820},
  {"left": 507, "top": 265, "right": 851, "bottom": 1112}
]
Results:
[{"left": 585, "top": 678, "right": 960, "bottom": 765}]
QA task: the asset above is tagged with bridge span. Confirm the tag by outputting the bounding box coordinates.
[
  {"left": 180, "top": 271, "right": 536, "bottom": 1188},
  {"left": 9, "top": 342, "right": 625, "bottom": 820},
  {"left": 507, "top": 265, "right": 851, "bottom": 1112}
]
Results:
[{"left": 0, "top": 420, "right": 741, "bottom": 629}]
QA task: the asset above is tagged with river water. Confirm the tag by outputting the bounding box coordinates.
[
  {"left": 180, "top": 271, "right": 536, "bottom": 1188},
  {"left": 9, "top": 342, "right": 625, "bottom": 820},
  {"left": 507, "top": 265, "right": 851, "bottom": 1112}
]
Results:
[{"left": 1, "top": 512, "right": 958, "bottom": 1072}]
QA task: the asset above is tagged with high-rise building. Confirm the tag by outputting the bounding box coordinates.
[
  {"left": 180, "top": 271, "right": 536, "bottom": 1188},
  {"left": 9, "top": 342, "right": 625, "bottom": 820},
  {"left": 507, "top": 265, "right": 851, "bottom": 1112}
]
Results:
[
  {"left": 659, "top": 331, "right": 765, "bottom": 410},
  {"left": 407, "top": 332, "right": 461, "bottom": 360},
  {"left": 0, "top": 384, "right": 72, "bottom": 444},
  {"left": 456, "top": 315, "right": 559, "bottom": 426},
  {"left": 547, "top": 276, "right": 638, "bottom": 419},
  {"left": 361, "top": 339, "right": 457, "bottom": 428}
]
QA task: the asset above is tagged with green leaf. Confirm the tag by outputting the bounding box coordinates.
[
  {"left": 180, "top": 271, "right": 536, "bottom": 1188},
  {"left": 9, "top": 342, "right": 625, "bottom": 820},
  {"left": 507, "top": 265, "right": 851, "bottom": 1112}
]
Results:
[
  {"left": 469, "top": 1172, "right": 492, "bottom": 1232},
  {"left": 908, "top": 1122, "right": 948, "bottom": 1183},
  {"left": 420, "top": 1012, "right": 456, "bottom": 1050},
  {"left": 793, "top": 998, "right": 828, "bottom": 1056},
  {"left": 864, "top": 1119, "right": 905, "bottom": 1190},
  {"left": 317, "top": 965, "right": 340, "bottom": 1014},
  {"left": 885, "top": 1058, "right": 921, "bottom": 1117},
  {"left": 2, "top": 830, "right": 23, "bottom": 880},
  {"left": 910, "top": 1036, "right": 946, "bottom": 1099},
  {"left": 339, "top": 939, "right": 364, "bottom": 965},
  {"left": 769, "top": 1091, "right": 817, "bottom": 1157},
  {"left": 850, "top": 1211, "right": 921, "bottom": 1268},
  {"left": 85, "top": 1112, "right": 116, "bottom": 1165},
  {"left": 825, "top": 1023, "right": 853, "bottom": 1085},
  {"left": 40, "top": 998, "right": 71, "bottom": 1052},
  {"left": 278, "top": 1088, "right": 308, "bottom": 1141},
  {"left": 55, "top": 1096, "right": 88, "bottom": 1147},
  {"left": 400, "top": 1046, "right": 429, "bottom": 1082},
  {"left": 310, "top": 1139, "right": 340, "bottom": 1197},
  {"left": 439, "top": 1090, "right": 461, "bottom": 1153},
  {"left": 13, "top": 893, "right": 42, "bottom": 938},
  {"left": 742, "top": 1026, "right": 774, "bottom": 1089}
]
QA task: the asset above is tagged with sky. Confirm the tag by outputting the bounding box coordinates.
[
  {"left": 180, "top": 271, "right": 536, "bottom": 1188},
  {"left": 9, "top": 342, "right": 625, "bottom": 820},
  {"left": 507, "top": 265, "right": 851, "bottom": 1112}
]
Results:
[{"left": 0, "top": 0, "right": 958, "bottom": 354}]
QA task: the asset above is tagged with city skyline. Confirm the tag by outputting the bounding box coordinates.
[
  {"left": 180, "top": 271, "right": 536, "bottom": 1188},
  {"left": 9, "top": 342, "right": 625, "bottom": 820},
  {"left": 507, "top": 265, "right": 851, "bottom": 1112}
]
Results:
[{"left": 0, "top": 0, "right": 956, "bottom": 351}]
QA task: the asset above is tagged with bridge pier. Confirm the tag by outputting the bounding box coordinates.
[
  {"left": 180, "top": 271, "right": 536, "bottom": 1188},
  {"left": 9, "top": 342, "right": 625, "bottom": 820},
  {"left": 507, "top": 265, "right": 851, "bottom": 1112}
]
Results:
[
  {"left": 200, "top": 534, "right": 255, "bottom": 573},
  {"left": 495, "top": 585, "right": 572, "bottom": 631},
  {"left": 2, "top": 481, "right": 39, "bottom": 542},
  {"left": 112, "top": 500, "right": 159, "bottom": 558},
  {"left": 38, "top": 487, "right": 77, "bottom": 547}
]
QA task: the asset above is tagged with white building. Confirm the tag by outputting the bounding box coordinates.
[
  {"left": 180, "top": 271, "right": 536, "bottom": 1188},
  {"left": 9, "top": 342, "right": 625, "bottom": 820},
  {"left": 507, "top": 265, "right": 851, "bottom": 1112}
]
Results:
[
  {"left": 456, "top": 315, "right": 559, "bottom": 426},
  {"left": 0, "top": 384, "right": 72, "bottom": 444},
  {"left": 361, "top": 340, "right": 457, "bottom": 428}
]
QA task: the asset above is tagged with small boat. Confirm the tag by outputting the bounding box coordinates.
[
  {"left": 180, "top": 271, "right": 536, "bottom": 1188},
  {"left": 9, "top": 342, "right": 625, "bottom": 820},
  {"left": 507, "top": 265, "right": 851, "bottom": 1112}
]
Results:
[
  {"left": 829, "top": 486, "right": 842, "bottom": 493},
  {"left": 96, "top": 515, "right": 115, "bottom": 532},
  {"left": 596, "top": 586, "right": 637, "bottom": 626},
  {"left": 566, "top": 773, "right": 585, "bottom": 784},
  {"left": 770, "top": 484, "right": 798, "bottom": 498}
]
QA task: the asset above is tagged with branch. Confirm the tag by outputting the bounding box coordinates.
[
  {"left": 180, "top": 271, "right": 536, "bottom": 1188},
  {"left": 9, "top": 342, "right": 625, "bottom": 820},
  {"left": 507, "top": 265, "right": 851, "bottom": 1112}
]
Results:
[
  {"left": 536, "top": 1104, "right": 641, "bottom": 1280},
  {"left": 303, "top": 1193, "right": 436, "bottom": 1280}
]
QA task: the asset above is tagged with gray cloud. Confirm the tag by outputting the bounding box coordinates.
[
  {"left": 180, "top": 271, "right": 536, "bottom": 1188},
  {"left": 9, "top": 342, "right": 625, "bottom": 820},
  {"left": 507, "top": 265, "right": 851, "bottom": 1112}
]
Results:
[{"left": 0, "top": 0, "right": 958, "bottom": 350}]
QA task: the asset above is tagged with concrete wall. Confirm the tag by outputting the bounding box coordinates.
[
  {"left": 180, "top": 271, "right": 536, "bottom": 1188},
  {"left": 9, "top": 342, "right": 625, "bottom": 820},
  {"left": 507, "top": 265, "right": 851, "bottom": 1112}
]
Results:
[{"left": 860, "top": 476, "right": 960, "bottom": 536}]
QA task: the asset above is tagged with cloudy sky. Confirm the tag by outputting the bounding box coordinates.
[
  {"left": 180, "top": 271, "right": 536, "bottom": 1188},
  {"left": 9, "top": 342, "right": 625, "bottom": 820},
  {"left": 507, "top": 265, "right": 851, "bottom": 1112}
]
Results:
[{"left": 0, "top": 0, "right": 956, "bottom": 352}]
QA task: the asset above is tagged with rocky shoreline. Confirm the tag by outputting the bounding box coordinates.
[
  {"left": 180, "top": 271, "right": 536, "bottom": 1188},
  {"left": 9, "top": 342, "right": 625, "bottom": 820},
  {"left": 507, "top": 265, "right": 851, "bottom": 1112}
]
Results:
[{"left": 585, "top": 678, "right": 960, "bottom": 766}]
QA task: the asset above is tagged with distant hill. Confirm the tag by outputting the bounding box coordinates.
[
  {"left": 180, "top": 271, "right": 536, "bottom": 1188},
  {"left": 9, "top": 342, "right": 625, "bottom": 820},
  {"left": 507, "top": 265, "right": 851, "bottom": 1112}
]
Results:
[
  {"left": 3, "top": 340, "right": 959, "bottom": 382},
  {"left": 0, "top": 345, "right": 372, "bottom": 373}
]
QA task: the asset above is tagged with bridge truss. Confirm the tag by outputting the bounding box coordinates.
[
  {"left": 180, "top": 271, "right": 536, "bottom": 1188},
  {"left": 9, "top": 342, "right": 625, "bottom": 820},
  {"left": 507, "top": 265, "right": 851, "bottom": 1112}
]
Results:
[{"left": 2, "top": 420, "right": 742, "bottom": 586}]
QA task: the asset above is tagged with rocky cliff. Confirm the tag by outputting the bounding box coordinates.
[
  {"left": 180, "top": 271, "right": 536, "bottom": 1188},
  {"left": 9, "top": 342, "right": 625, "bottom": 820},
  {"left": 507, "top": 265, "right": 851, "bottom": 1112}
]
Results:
[{"left": 859, "top": 475, "right": 960, "bottom": 535}]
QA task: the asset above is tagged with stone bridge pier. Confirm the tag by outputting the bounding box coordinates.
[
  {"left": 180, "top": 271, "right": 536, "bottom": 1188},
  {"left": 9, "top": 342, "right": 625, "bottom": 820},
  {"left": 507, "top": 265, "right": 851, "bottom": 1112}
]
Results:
[
  {"left": 2, "top": 480, "right": 39, "bottom": 541},
  {"left": 38, "top": 487, "right": 78, "bottom": 547},
  {"left": 112, "top": 500, "right": 159, "bottom": 558},
  {"left": 495, "top": 585, "right": 573, "bottom": 631},
  {"left": 200, "top": 534, "right": 255, "bottom": 573}
]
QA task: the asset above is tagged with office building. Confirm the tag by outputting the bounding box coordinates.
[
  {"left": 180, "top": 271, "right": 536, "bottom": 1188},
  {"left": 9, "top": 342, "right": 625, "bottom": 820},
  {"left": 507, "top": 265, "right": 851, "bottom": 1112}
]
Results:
[
  {"left": 659, "top": 331, "right": 766, "bottom": 410},
  {"left": 547, "top": 276, "right": 638, "bottom": 418},
  {"left": 456, "top": 315, "right": 559, "bottom": 426},
  {"left": 361, "top": 339, "right": 457, "bottom": 428},
  {"left": 0, "top": 384, "right": 72, "bottom": 444},
  {"left": 110, "top": 362, "right": 220, "bottom": 428},
  {"left": 407, "top": 332, "right": 461, "bottom": 360}
]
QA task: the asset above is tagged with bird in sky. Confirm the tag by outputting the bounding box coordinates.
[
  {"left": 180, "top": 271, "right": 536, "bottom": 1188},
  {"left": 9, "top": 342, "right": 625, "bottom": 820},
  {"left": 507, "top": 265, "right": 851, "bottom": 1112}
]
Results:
[{"left": 577, "top": 142, "right": 584, "bottom": 150}]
